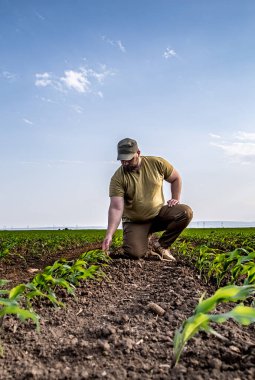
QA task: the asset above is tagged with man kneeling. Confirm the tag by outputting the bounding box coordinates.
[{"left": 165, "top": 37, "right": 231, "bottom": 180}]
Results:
[{"left": 102, "top": 138, "right": 193, "bottom": 260}]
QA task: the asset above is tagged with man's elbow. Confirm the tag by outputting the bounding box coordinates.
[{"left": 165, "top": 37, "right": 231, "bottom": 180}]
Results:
[
  {"left": 111, "top": 205, "right": 123, "bottom": 212},
  {"left": 167, "top": 169, "right": 182, "bottom": 184},
  {"left": 110, "top": 197, "right": 124, "bottom": 212}
]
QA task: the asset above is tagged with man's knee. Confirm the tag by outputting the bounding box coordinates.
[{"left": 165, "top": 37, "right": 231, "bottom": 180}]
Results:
[
  {"left": 123, "top": 222, "right": 150, "bottom": 259},
  {"left": 171, "top": 204, "right": 193, "bottom": 226},
  {"left": 123, "top": 242, "right": 147, "bottom": 259},
  {"left": 181, "top": 205, "right": 193, "bottom": 223}
]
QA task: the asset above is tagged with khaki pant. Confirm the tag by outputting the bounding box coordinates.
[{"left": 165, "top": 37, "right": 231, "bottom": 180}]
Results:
[{"left": 123, "top": 204, "right": 193, "bottom": 259}]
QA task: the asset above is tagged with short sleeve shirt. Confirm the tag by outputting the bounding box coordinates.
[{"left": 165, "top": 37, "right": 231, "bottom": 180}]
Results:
[{"left": 109, "top": 156, "right": 173, "bottom": 222}]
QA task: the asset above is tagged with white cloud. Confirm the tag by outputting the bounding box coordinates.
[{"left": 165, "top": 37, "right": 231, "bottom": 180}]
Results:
[
  {"left": 87, "top": 66, "right": 114, "bottom": 84},
  {"left": 97, "top": 91, "right": 104, "bottom": 98},
  {"left": 234, "top": 131, "right": 255, "bottom": 141},
  {"left": 1, "top": 71, "right": 17, "bottom": 81},
  {"left": 39, "top": 96, "right": 56, "bottom": 104},
  {"left": 35, "top": 64, "right": 114, "bottom": 96},
  {"left": 60, "top": 70, "right": 90, "bottom": 93},
  {"left": 34, "top": 11, "right": 45, "bottom": 21},
  {"left": 35, "top": 72, "right": 52, "bottom": 87},
  {"left": 101, "top": 35, "right": 126, "bottom": 53},
  {"left": 116, "top": 40, "right": 126, "bottom": 53},
  {"left": 71, "top": 105, "right": 84, "bottom": 114},
  {"left": 210, "top": 131, "right": 255, "bottom": 164},
  {"left": 23, "top": 118, "right": 33, "bottom": 126},
  {"left": 163, "top": 48, "right": 177, "bottom": 59},
  {"left": 209, "top": 133, "right": 221, "bottom": 139}
]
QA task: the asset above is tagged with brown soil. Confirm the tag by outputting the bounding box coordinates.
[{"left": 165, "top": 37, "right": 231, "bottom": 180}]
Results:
[{"left": 0, "top": 248, "right": 255, "bottom": 380}]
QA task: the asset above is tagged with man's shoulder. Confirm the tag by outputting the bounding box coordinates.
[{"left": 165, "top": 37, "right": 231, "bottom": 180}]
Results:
[
  {"left": 143, "top": 155, "right": 166, "bottom": 159},
  {"left": 143, "top": 156, "right": 169, "bottom": 164},
  {"left": 143, "top": 156, "right": 173, "bottom": 176},
  {"left": 109, "top": 166, "right": 125, "bottom": 196},
  {"left": 111, "top": 166, "right": 124, "bottom": 181}
]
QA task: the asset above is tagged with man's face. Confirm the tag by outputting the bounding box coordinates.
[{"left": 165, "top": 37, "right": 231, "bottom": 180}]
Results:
[{"left": 121, "top": 153, "right": 140, "bottom": 172}]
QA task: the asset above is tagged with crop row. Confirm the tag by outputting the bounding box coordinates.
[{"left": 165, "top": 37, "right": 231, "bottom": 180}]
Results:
[
  {"left": 0, "top": 250, "right": 110, "bottom": 338},
  {"left": 178, "top": 227, "right": 255, "bottom": 251},
  {"left": 173, "top": 243, "right": 255, "bottom": 287},
  {"left": 172, "top": 229, "right": 255, "bottom": 364}
]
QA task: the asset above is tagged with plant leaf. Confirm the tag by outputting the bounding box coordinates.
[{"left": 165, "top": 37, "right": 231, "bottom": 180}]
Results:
[{"left": 9, "top": 284, "right": 26, "bottom": 300}]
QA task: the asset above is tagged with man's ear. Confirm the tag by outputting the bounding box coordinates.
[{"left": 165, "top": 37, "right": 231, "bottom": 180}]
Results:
[{"left": 137, "top": 149, "right": 141, "bottom": 156}]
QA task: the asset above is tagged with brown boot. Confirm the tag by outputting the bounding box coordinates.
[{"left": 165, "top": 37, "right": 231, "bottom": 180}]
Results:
[{"left": 151, "top": 241, "right": 176, "bottom": 261}]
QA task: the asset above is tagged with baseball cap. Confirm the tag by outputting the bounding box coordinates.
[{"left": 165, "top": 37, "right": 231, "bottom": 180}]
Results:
[{"left": 117, "top": 138, "right": 138, "bottom": 160}]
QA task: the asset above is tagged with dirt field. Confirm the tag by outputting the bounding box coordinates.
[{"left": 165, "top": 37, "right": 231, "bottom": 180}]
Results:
[{"left": 0, "top": 249, "right": 255, "bottom": 380}]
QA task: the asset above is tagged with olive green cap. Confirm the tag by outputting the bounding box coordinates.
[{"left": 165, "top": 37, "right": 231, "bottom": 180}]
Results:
[{"left": 117, "top": 138, "right": 138, "bottom": 160}]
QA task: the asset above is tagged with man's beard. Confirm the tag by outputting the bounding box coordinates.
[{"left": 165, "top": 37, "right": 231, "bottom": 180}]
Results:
[
  {"left": 123, "top": 164, "right": 139, "bottom": 173},
  {"left": 123, "top": 158, "right": 141, "bottom": 173}
]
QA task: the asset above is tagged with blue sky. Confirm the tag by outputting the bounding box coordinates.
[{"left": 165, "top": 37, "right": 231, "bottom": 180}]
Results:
[{"left": 1, "top": 0, "right": 255, "bottom": 228}]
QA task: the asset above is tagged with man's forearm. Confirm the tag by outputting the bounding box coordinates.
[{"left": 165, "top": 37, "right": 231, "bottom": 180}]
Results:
[
  {"left": 102, "top": 197, "right": 124, "bottom": 251},
  {"left": 106, "top": 207, "right": 123, "bottom": 237},
  {"left": 171, "top": 178, "right": 182, "bottom": 200}
]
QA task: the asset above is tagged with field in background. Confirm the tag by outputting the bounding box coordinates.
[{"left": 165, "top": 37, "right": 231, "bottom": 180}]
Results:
[
  {"left": 0, "top": 229, "right": 112, "bottom": 260},
  {"left": 1, "top": 227, "right": 255, "bottom": 261}
]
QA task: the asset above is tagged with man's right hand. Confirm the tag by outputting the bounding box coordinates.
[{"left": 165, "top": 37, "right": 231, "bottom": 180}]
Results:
[{"left": 102, "top": 235, "right": 112, "bottom": 252}]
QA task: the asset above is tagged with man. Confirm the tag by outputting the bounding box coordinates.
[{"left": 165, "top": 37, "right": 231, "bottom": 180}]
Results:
[{"left": 102, "top": 138, "right": 193, "bottom": 260}]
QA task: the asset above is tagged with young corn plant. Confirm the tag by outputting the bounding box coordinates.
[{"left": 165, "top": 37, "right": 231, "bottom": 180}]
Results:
[
  {"left": 173, "top": 284, "right": 255, "bottom": 365},
  {"left": 25, "top": 281, "right": 64, "bottom": 307},
  {"left": 196, "top": 245, "right": 218, "bottom": 282},
  {"left": 30, "top": 272, "right": 72, "bottom": 306},
  {"left": 210, "top": 248, "right": 254, "bottom": 286},
  {"left": 244, "top": 264, "right": 255, "bottom": 285},
  {"left": 0, "top": 281, "right": 40, "bottom": 330},
  {"left": 230, "top": 250, "right": 255, "bottom": 284},
  {"left": 173, "top": 240, "right": 195, "bottom": 260},
  {"left": 193, "top": 247, "right": 255, "bottom": 287},
  {"left": 205, "top": 248, "right": 241, "bottom": 286},
  {"left": 111, "top": 235, "right": 123, "bottom": 249},
  {"left": 80, "top": 249, "right": 111, "bottom": 265},
  {"left": 1, "top": 250, "right": 110, "bottom": 332},
  {"left": 29, "top": 250, "right": 109, "bottom": 305}
]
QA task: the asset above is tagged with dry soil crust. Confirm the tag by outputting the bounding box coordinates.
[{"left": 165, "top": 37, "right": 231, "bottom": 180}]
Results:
[{"left": 0, "top": 255, "right": 255, "bottom": 380}]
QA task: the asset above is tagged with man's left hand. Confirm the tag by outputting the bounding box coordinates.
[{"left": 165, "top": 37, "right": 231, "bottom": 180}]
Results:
[{"left": 167, "top": 199, "right": 180, "bottom": 207}]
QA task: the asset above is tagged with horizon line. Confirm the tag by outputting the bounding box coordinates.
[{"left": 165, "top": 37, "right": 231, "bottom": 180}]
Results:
[{"left": 1, "top": 220, "right": 255, "bottom": 231}]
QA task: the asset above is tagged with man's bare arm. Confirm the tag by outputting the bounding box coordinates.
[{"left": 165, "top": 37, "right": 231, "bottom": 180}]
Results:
[
  {"left": 102, "top": 196, "right": 124, "bottom": 251},
  {"left": 165, "top": 168, "right": 182, "bottom": 207}
]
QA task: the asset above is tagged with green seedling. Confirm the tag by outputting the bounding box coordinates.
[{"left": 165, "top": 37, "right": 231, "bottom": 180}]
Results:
[
  {"left": 173, "top": 284, "right": 255, "bottom": 365},
  {"left": 0, "top": 282, "right": 39, "bottom": 330},
  {"left": 0, "top": 248, "right": 109, "bottom": 335}
]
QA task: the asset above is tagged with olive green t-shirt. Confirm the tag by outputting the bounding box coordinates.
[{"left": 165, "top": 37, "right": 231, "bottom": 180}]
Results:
[{"left": 109, "top": 156, "right": 173, "bottom": 222}]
